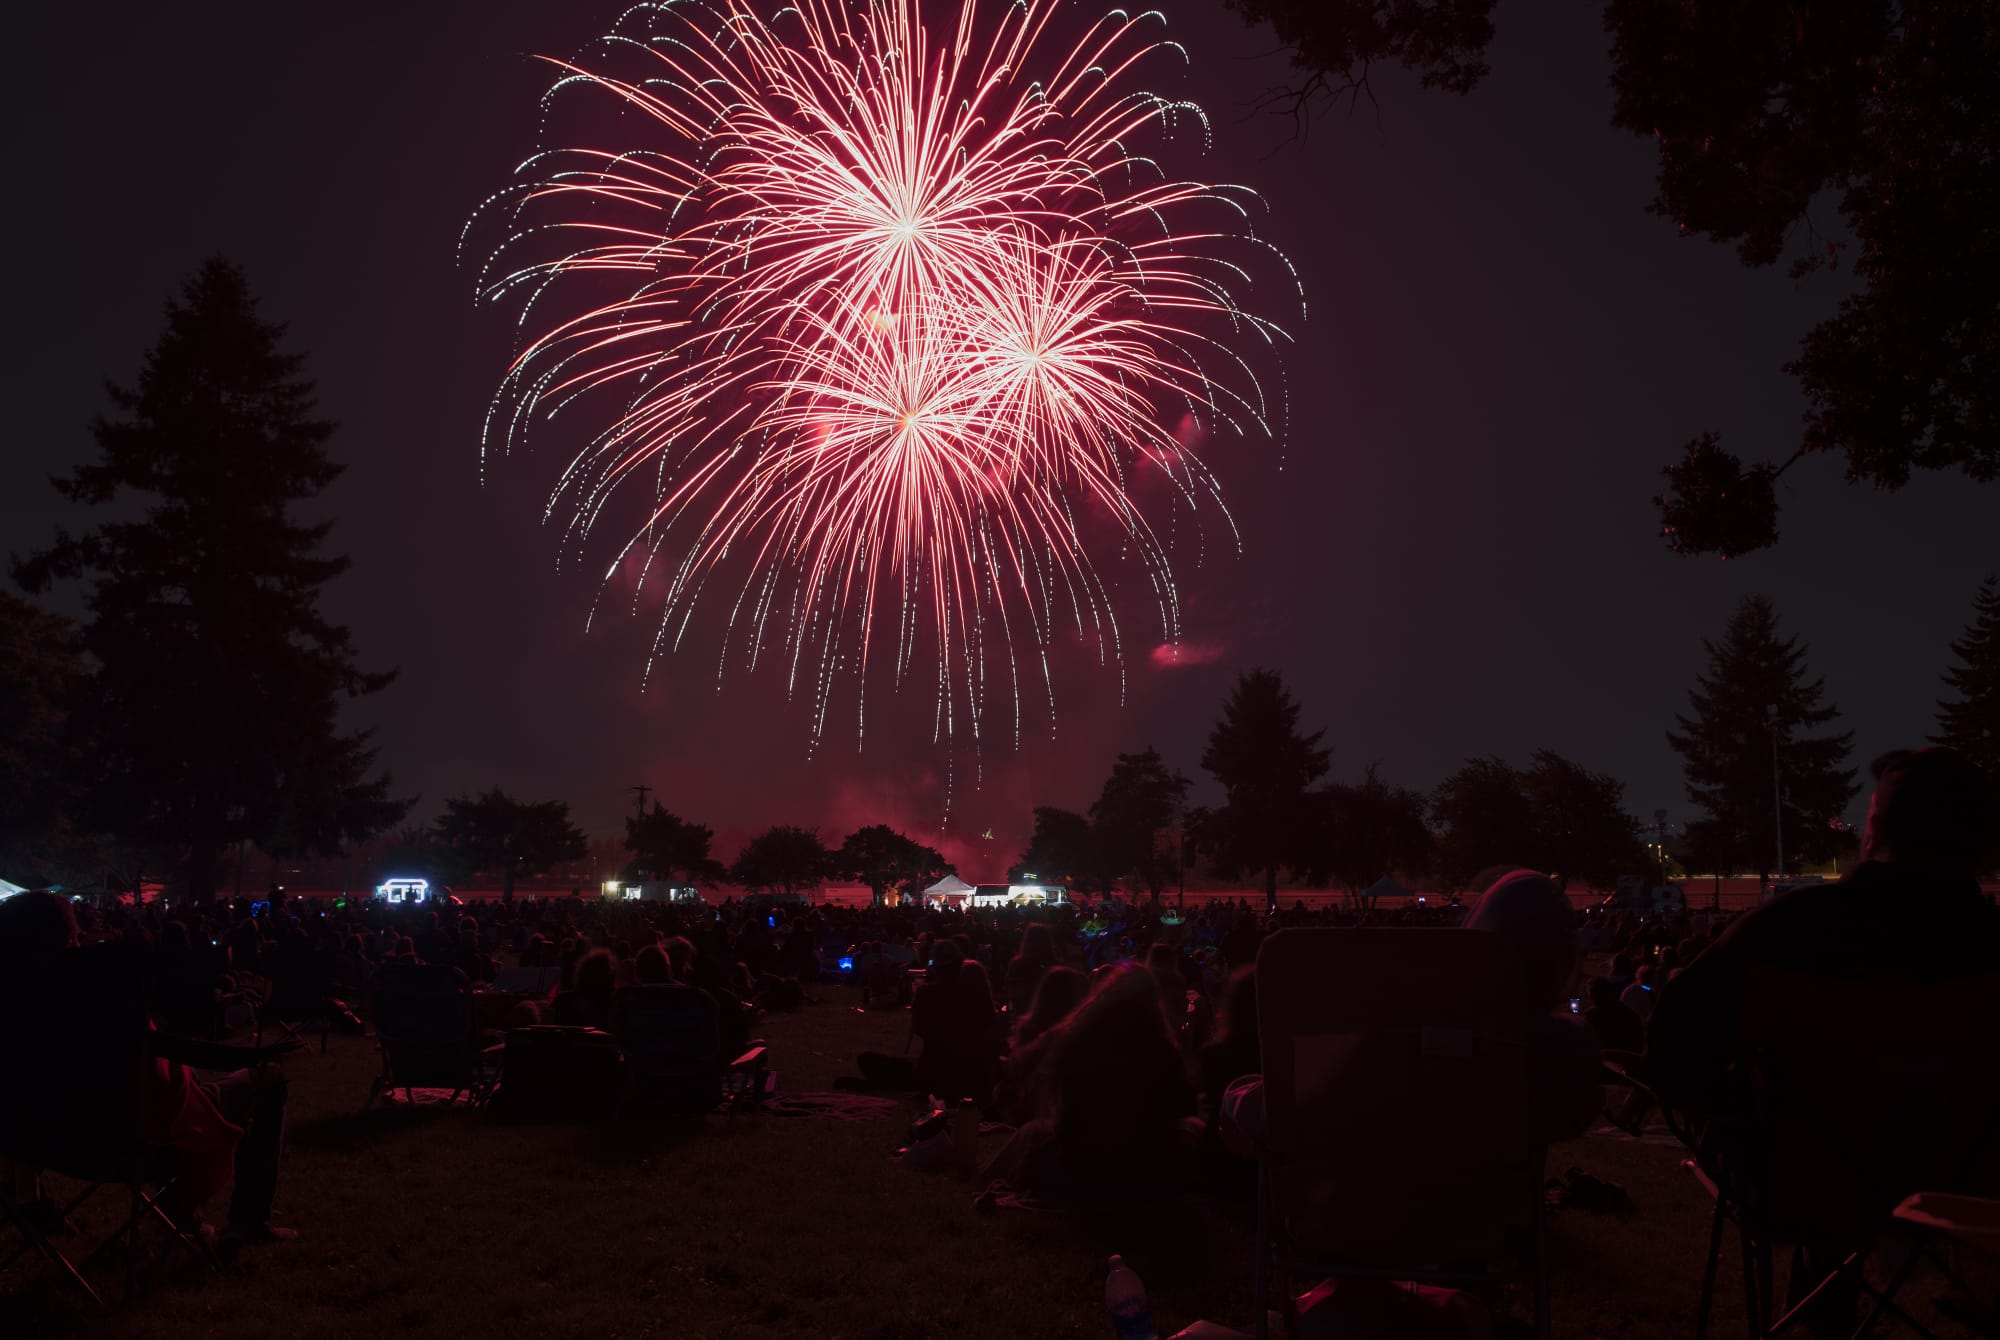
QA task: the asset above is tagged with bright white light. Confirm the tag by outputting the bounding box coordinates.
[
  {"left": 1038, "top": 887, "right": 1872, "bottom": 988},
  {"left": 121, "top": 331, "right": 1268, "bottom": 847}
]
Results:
[{"left": 376, "top": 877, "right": 431, "bottom": 905}]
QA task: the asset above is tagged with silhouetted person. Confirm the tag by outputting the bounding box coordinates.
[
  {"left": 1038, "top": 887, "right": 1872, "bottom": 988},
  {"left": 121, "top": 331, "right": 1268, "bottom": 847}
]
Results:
[
  {"left": 1462, "top": 870, "right": 1603, "bottom": 1140},
  {"left": 1647, "top": 746, "right": 2000, "bottom": 1110},
  {"left": 549, "top": 949, "right": 616, "bottom": 1029},
  {"left": 0, "top": 891, "right": 296, "bottom": 1248},
  {"left": 1198, "top": 966, "right": 1260, "bottom": 1131},
  {"left": 996, "top": 966, "right": 1089, "bottom": 1121},
  {"left": 1583, "top": 976, "right": 1646, "bottom": 1054},
  {"left": 1144, "top": 942, "right": 1189, "bottom": 1035},
  {"left": 1003, "top": 923, "right": 1058, "bottom": 1016},
  {"left": 991, "top": 963, "right": 1197, "bottom": 1197}
]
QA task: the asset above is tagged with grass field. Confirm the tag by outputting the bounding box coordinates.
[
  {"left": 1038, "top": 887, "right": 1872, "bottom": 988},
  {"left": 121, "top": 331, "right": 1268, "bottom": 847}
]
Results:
[{"left": 3, "top": 989, "right": 1807, "bottom": 1340}]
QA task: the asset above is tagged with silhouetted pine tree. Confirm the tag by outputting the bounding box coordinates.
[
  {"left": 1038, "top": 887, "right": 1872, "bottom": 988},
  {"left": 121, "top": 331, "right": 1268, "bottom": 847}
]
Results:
[
  {"left": 1666, "top": 596, "right": 1857, "bottom": 879},
  {"left": 1932, "top": 576, "right": 2000, "bottom": 872},
  {"left": 1200, "top": 668, "right": 1330, "bottom": 909},
  {"left": 14, "top": 259, "right": 404, "bottom": 900}
]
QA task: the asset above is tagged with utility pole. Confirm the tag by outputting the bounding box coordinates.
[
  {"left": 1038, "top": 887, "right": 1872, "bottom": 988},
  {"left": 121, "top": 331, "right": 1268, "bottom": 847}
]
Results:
[
  {"left": 1766, "top": 704, "right": 1784, "bottom": 883},
  {"left": 628, "top": 782, "right": 652, "bottom": 823},
  {"left": 1654, "top": 809, "right": 1667, "bottom": 886}
]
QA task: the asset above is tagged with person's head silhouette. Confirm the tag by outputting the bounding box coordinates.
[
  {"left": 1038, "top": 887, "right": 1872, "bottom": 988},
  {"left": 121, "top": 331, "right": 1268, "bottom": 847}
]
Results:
[{"left": 1861, "top": 747, "right": 1990, "bottom": 878}]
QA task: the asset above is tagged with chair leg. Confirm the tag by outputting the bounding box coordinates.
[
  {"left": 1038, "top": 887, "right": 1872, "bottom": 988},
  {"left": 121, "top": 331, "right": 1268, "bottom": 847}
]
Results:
[
  {"left": 1849, "top": 1239, "right": 1939, "bottom": 1340},
  {"left": 1253, "top": 1164, "right": 1272, "bottom": 1340},
  {"left": 1741, "top": 1222, "right": 1772, "bottom": 1340},
  {"left": 125, "top": 1184, "right": 142, "bottom": 1305},
  {"left": 1533, "top": 1178, "right": 1553, "bottom": 1340},
  {"left": 1696, "top": 1194, "right": 1726, "bottom": 1340}
]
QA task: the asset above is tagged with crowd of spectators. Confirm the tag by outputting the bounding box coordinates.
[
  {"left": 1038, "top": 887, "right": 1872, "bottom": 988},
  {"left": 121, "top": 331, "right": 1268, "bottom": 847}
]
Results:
[{"left": 4, "top": 744, "right": 1993, "bottom": 1335}]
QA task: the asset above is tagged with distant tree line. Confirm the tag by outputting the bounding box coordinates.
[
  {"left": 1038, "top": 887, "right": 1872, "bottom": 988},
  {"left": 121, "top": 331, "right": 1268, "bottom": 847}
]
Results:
[{"left": 1009, "top": 583, "right": 2000, "bottom": 908}]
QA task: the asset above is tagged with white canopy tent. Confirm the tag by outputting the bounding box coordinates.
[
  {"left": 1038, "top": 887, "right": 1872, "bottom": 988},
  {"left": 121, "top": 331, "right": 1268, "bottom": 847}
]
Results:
[
  {"left": 923, "top": 874, "right": 973, "bottom": 899},
  {"left": 0, "top": 877, "right": 27, "bottom": 901},
  {"left": 1361, "top": 875, "right": 1414, "bottom": 903}
]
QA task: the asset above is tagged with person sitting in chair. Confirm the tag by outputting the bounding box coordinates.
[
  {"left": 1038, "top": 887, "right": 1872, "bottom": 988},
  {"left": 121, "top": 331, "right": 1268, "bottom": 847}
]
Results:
[
  {"left": 0, "top": 891, "right": 298, "bottom": 1251},
  {"left": 1646, "top": 747, "right": 2000, "bottom": 1111}
]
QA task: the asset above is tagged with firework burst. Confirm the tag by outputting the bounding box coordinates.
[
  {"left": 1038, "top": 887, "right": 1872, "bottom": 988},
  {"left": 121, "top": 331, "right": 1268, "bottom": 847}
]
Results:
[{"left": 469, "top": 0, "right": 1297, "bottom": 749}]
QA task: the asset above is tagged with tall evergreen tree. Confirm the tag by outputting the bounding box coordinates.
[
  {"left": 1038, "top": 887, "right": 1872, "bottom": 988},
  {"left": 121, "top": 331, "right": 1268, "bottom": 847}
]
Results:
[
  {"left": 1932, "top": 575, "right": 2000, "bottom": 872},
  {"left": 13, "top": 259, "right": 404, "bottom": 900},
  {"left": 1666, "top": 596, "right": 1857, "bottom": 880},
  {"left": 1201, "top": 668, "right": 1331, "bottom": 909},
  {"left": 0, "top": 589, "right": 91, "bottom": 882}
]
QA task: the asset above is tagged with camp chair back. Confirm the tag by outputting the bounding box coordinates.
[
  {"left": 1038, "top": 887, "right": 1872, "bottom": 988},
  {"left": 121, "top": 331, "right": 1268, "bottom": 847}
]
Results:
[
  {"left": 1694, "top": 966, "right": 2000, "bottom": 1337},
  {"left": 614, "top": 985, "right": 724, "bottom": 1116},
  {"left": 1253, "top": 929, "right": 1547, "bottom": 1337},
  {"left": 258, "top": 944, "right": 336, "bottom": 1052},
  {"left": 150, "top": 944, "right": 234, "bottom": 1039},
  {"left": 0, "top": 945, "right": 207, "bottom": 1308},
  {"left": 1730, "top": 968, "right": 2000, "bottom": 1245},
  {"left": 367, "top": 963, "right": 488, "bottom": 1106}
]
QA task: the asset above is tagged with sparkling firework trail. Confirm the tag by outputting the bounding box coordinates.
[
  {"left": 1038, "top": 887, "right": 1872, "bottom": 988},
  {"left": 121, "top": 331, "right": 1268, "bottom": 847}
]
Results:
[{"left": 468, "top": 0, "right": 1298, "bottom": 751}]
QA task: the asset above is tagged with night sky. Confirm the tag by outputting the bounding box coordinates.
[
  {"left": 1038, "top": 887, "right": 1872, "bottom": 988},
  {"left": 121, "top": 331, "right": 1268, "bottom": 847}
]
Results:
[{"left": 6, "top": 1, "right": 1995, "bottom": 870}]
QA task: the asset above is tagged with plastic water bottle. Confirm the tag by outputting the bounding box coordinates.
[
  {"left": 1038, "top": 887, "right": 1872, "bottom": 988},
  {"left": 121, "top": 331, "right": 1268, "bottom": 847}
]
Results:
[{"left": 1105, "top": 1255, "right": 1156, "bottom": 1340}]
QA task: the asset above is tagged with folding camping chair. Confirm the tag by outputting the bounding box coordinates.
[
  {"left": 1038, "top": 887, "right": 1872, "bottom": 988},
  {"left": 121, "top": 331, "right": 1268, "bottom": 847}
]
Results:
[
  {"left": 365, "top": 963, "right": 498, "bottom": 1109},
  {"left": 256, "top": 944, "right": 337, "bottom": 1053},
  {"left": 0, "top": 946, "right": 214, "bottom": 1309},
  {"left": 1250, "top": 928, "right": 1550, "bottom": 1340},
  {"left": 611, "top": 985, "right": 773, "bottom": 1119},
  {"left": 1670, "top": 968, "right": 2000, "bottom": 1339}
]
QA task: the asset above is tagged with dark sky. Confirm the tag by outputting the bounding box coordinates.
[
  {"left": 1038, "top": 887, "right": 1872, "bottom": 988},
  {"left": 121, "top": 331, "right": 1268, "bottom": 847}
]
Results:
[{"left": 6, "top": 0, "right": 1994, "bottom": 871}]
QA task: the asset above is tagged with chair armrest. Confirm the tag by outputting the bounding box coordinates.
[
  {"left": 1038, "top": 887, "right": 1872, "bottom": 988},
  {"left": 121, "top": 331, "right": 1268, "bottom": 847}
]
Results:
[
  {"left": 153, "top": 1034, "right": 302, "bottom": 1069},
  {"left": 1600, "top": 1050, "right": 1655, "bottom": 1094},
  {"left": 1599, "top": 1051, "right": 1709, "bottom": 1151}
]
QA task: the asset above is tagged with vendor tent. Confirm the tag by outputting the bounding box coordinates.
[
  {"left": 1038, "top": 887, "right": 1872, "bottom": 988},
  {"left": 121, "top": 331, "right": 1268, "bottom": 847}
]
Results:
[
  {"left": 1360, "top": 875, "right": 1414, "bottom": 903},
  {"left": 923, "top": 874, "right": 973, "bottom": 899}
]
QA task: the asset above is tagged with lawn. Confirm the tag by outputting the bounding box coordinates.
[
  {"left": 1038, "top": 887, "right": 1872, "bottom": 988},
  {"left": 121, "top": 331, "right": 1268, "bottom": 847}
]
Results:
[{"left": 3, "top": 988, "right": 1769, "bottom": 1340}]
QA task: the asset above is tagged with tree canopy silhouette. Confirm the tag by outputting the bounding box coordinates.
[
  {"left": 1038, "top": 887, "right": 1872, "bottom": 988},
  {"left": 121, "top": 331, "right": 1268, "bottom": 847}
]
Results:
[
  {"left": 1666, "top": 596, "right": 1858, "bottom": 880},
  {"left": 435, "top": 789, "right": 588, "bottom": 901},
  {"left": 1201, "top": 668, "right": 1330, "bottom": 909},
  {"left": 1015, "top": 806, "right": 1110, "bottom": 893},
  {"left": 833, "top": 824, "right": 952, "bottom": 906},
  {"left": 1430, "top": 752, "right": 1645, "bottom": 891},
  {"left": 624, "top": 802, "right": 726, "bottom": 886},
  {"left": 731, "top": 825, "right": 830, "bottom": 896},
  {"left": 1932, "top": 576, "right": 2000, "bottom": 873},
  {"left": 1301, "top": 764, "right": 1433, "bottom": 899},
  {"left": 13, "top": 258, "right": 404, "bottom": 900},
  {"left": 1089, "top": 746, "right": 1190, "bottom": 903},
  {"left": 1232, "top": 1, "right": 2000, "bottom": 553},
  {"left": 1429, "top": 755, "right": 1538, "bottom": 892}
]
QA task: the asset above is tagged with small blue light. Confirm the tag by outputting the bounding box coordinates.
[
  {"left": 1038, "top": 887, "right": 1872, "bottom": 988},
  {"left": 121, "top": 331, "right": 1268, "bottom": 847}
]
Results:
[{"left": 838, "top": 956, "right": 854, "bottom": 972}]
